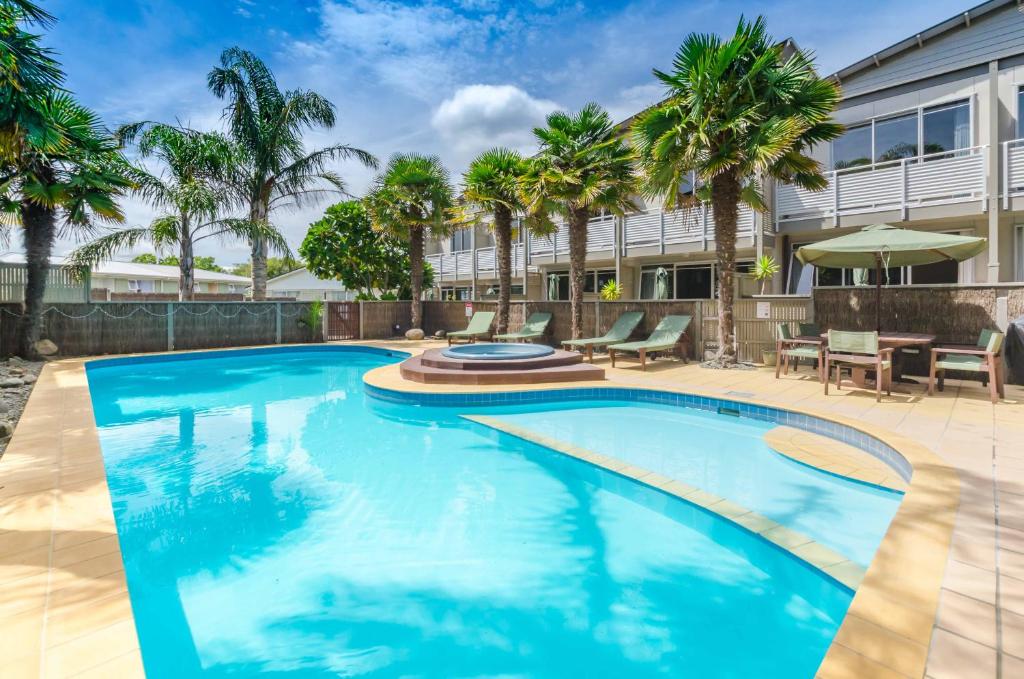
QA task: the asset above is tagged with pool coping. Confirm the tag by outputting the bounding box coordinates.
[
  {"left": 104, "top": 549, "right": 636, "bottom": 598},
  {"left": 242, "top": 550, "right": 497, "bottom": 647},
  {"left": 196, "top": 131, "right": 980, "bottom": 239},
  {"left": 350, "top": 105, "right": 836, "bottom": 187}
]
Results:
[{"left": 0, "top": 342, "right": 959, "bottom": 678}]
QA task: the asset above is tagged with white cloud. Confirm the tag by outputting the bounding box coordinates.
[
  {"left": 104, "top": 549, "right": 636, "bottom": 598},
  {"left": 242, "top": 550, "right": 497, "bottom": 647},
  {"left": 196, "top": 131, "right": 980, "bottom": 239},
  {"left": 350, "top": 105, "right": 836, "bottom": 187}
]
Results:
[{"left": 430, "top": 84, "right": 558, "bottom": 167}]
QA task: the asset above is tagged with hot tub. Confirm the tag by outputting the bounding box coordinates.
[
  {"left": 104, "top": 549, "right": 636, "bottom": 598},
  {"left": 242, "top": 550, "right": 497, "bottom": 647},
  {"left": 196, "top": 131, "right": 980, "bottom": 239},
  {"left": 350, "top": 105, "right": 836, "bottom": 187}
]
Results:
[{"left": 442, "top": 343, "right": 555, "bottom": 360}]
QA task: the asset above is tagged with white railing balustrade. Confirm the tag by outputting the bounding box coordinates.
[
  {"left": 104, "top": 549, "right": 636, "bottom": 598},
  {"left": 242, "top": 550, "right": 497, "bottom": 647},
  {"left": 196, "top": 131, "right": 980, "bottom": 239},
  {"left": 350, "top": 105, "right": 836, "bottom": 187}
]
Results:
[
  {"left": 1003, "top": 139, "right": 1024, "bottom": 208},
  {"left": 776, "top": 145, "right": 988, "bottom": 223}
]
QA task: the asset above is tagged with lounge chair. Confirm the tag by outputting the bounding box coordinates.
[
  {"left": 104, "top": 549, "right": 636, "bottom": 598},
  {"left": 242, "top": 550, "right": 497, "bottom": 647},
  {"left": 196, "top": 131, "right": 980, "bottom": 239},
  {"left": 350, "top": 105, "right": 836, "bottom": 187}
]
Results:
[
  {"left": 493, "top": 312, "right": 552, "bottom": 342},
  {"left": 823, "top": 330, "right": 893, "bottom": 402},
  {"left": 447, "top": 311, "right": 495, "bottom": 345},
  {"left": 928, "top": 330, "right": 1005, "bottom": 403},
  {"left": 607, "top": 315, "right": 691, "bottom": 371},
  {"left": 562, "top": 311, "right": 644, "bottom": 362},
  {"left": 775, "top": 323, "right": 824, "bottom": 381}
]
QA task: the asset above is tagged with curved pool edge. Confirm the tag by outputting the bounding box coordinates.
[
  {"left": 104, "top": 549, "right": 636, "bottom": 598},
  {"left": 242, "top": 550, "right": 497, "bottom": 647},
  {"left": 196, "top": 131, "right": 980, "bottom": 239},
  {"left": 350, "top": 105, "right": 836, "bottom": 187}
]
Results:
[{"left": 361, "top": 355, "right": 959, "bottom": 679}]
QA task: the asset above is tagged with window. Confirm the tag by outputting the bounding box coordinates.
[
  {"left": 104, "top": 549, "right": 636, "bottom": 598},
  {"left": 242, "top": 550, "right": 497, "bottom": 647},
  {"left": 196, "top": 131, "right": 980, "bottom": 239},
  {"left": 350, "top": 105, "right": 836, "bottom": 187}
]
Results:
[
  {"left": 584, "top": 269, "right": 616, "bottom": 293},
  {"left": 450, "top": 229, "right": 472, "bottom": 252},
  {"left": 874, "top": 113, "right": 917, "bottom": 162},
  {"left": 786, "top": 249, "right": 815, "bottom": 294},
  {"left": 481, "top": 284, "right": 524, "bottom": 298},
  {"left": 1016, "top": 225, "right": 1024, "bottom": 281},
  {"left": 639, "top": 266, "right": 673, "bottom": 300},
  {"left": 1019, "top": 88, "right": 1024, "bottom": 138},
  {"left": 127, "top": 279, "right": 154, "bottom": 293},
  {"left": 546, "top": 272, "right": 570, "bottom": 300},
  {"left": 440, "top": 286, "right": 472, "bottom": 301},
  {"left": 832, "top": 125, "right": 872, "bottom": 170},
  {"left": 923, "top": 101, "right": 970, "bottom": 156},
  {"left": 674, "top": 265, "right": 713, "bottom": 299},
  {"left": 831, "top": 99, "right": 970, "bottom": 170}
]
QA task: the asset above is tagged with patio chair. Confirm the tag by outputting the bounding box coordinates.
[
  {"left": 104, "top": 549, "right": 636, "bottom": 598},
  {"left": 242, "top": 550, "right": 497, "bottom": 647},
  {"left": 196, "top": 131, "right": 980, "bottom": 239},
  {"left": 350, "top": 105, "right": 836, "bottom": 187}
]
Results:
[
  {"left": 607, "top": 315, "right": 691, "bottom": 371},
  {"left": 447, "top": 311, "right": 495, "bottom": 345},
  {"left": 928, "top": 330, "right": 1005, "bottom": 403},
  {"left": 493, "top": 312, "right": 552, "bottom": 343},
  {"left": 798, "top": 322, "right": 821, "bottom": 337},
  {"left": 823, "top": 330, "right": 893, "bottom": 402},
  {"left": 562, "top": 311, "right": 644, "bottom": 362},
  {"left": 775, "top": 323, "right": 824, "bottom": 382}
]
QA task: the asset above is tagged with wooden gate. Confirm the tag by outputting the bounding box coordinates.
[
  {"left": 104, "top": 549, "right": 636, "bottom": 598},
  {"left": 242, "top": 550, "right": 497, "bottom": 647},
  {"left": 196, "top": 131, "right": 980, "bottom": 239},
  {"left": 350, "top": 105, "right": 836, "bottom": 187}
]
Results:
[{"left": 325, "top": 301, "right": 360, "bottom": 340}]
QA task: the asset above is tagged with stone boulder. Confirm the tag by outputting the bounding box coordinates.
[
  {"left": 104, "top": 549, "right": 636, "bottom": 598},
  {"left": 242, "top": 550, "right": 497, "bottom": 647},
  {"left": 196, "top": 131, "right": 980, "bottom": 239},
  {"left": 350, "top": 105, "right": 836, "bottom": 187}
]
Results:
[
  {"left": 433, "top": 330, "right": 447, "bottom": 339},
  {"left": 34, "top": 339, "right": 58, "bottom": 357},
  {"left": 0, "top": 378, "right": 23, "bottom": 389},
  {"left": 405, "top": 328, "right": 425, "bottom": 341}
]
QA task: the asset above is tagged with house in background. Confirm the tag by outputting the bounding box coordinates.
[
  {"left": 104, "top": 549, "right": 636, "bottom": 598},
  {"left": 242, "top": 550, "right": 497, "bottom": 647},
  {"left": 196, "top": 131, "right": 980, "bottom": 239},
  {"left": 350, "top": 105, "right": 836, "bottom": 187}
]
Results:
[
  {"left": 266, "top": 267, "right": 355, "bottom": 301},
  {"left": 0, "top": 253, "right": 250, "bottom": 300}
]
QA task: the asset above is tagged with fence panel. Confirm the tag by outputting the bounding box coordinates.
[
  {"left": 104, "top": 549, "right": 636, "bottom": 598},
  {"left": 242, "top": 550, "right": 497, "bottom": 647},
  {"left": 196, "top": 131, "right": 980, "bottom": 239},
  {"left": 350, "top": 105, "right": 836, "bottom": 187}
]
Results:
[
  {"left": 702, "top": 297, "right": 813, "bottom": 363},
  {"left": 0, "top": 263, "right": 89, "bottom": 303},
  {"left": 325, "top": 302, "right": 360, "bottom": 340},
  {"left": 360, "top": 302, "right": 412, "bottom": 339}
]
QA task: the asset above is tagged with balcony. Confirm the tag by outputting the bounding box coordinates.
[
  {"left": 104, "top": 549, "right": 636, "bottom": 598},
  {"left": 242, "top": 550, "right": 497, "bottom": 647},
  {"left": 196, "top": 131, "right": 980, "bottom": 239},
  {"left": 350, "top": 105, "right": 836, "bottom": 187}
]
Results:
[
  {"left": 526, "top": 214, "right": 616, "bottom": 258},
  {"left": 1003, "top": 139, "right": 1024, "bottom": 208},
  {"left": 622, "top": 204, "right": 756, "bottom": 252},
  {"left": 427, "top": 243, "right": 533, "bottom": 282},
  {"left": 775, "top": 145, "right": 988, "bottom": 224}
]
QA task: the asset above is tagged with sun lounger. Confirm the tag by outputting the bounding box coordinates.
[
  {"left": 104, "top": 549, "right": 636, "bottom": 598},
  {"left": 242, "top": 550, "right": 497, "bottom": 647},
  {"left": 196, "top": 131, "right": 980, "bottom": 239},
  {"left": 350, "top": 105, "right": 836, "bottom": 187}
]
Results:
[
  {"left": 447, "top": 311, "right": 495, "bottom": 345},
  {"left": 607, "top": 315, "right": 691, "bottom": 370},
  {"left": 562, "top": 311, "right": 644, "bottom": 362},
  {"left": 493, "top": 312, "right": 552, "bottom": 342}
]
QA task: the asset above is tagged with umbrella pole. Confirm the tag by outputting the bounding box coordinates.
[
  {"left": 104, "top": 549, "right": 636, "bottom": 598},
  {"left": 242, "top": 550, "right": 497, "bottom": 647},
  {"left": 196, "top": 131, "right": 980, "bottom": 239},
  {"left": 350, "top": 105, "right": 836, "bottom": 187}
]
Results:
[{"left": 875, "top": 254, "right": 882, "bottom": 333}]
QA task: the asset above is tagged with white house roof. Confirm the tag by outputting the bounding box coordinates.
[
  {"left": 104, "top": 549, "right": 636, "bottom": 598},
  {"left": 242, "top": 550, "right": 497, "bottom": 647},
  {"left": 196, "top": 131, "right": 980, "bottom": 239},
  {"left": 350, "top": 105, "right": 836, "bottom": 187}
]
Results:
[
  {"left": 0, "top": 253, "right": 250, "bottom": 284},
  {"left": 267, "top": 267, "right": 349, "bottom": 290}
]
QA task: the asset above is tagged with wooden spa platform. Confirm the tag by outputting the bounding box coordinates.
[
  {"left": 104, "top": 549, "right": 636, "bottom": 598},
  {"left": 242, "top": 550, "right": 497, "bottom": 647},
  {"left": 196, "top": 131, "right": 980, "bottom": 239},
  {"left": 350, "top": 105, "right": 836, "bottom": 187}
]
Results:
[{"left": 400, "top": 347, "right": 606, "bottom": 385}]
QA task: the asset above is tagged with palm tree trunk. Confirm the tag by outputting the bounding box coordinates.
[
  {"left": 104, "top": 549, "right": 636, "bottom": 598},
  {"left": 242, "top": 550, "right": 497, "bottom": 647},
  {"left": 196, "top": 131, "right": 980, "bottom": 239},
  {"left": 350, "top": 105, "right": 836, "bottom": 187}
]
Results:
[
  {"left": 568, "top": 207, "right": 589, "bottom": 339},
  {"left": 409, "top": 225, "right": 424, "bottom": 330},
  {"left": 18, "top": 164, "right": 57, "bottom": 359},
  {"left": 179, "top": 226, "right": 195, "bottom": 302},
  {"left": 710, "top": 169, "right": 740, "bottom": 365},
  {"left": 249, "top": 201, "right": 268, "bottom": 300},
  {"left": 493, "top": 206, "right": 512, "bottom": 335}
]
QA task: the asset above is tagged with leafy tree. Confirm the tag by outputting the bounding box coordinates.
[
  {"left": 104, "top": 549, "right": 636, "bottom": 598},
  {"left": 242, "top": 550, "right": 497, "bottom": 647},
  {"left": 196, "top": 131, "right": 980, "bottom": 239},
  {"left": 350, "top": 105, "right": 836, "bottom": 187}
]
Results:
[
  {"left": 521, "top": 104, "right": 638, "bottom": 339},
  {"left": 300, "top": 200, "right": 431, "bottom": 298},
  {"left": 133, "top": 253, "right": 225, "bottom": 272},
  {"left": 632, "top": 16, "right": 841, "bottom": 365},
  {"left": 457, "top": 148, "right": 529, "bottom": 335},
  {"left": 364, "top": 154, "right": 453, "bottom": 329},
  {"left": 131, "top": 253, "right": 157, "bottom": 264},
  {"left": 208, "top": 48, "right": 376, "bottom": 299},
  {"left": 231, "top": 256, "right": 299, "bottom": 280},
  {"left": 70, "top": 123, "right": 287, "bottom": 300},
  {"left": 1, "top": 1, "right": 131, "bottom": 356}
]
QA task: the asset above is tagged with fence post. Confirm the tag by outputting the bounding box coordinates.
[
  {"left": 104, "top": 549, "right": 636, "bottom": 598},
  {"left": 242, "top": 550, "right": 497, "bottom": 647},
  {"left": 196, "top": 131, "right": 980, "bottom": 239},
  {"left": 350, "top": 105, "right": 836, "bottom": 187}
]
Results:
[
  {"left": 694, "top": 300, "right": 703, "bottom": 361},
  {"left": 359, "top": 300, "right": 365, "bottom": 340},
  {"left": 321, "top": 302, "right": 329, "bottom": 342},
  {"left": 166, "top": 302, "right": 174, "bottom": 352},
  {"left": 275, "top": 302, "right": 282, "bottom": 344},
  {"left": 594, "top": 301, "right": 600, "bottom": 336}
]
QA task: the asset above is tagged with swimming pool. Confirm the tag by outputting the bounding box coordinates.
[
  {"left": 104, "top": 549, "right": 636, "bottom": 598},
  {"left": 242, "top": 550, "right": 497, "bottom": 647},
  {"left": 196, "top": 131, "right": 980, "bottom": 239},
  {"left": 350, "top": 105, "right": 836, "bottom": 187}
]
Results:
[{"left": 86, "top": 346, "right": 900, "bottom": 677}]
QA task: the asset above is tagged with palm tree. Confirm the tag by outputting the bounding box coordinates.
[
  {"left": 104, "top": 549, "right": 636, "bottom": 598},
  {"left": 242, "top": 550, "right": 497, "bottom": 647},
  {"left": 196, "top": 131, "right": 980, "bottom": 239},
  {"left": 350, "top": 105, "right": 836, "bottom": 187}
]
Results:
[
  {"left": 520, "top": 104, "right": 638, "bottom": 339},
  {"left": 458, "top": 148, "right": 529, "bottom": 335},
  {"left": 207, "top": 48, "right": 377, "bottom": 299},
  {"left": 364, "top": 154, "right": 454, "bottom": 331},
  {"left": 632, "top": 16, "right": 841, "bottom": 365},
  {"left": 70, "top": 123, "right": 288, "bottom": 300}
]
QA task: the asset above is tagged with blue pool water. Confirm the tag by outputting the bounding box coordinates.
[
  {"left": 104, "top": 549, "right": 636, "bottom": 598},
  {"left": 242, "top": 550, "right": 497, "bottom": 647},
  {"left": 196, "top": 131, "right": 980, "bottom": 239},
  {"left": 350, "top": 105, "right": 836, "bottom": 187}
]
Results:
[{"left": 86, "top": 347, "right": 888, "bottom": 677}]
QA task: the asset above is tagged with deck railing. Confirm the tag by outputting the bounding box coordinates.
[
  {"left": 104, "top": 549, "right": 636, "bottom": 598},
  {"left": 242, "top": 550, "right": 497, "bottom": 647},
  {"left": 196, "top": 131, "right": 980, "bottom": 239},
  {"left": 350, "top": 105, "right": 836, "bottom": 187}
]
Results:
[
  {"left": 428, "top": 243, "right": 532, "bottom": 282},
  {"left": 775, "top": 144, "right": 988, "bottom": 224},
  {"left": 1003, "top": 139, "right": 1024, "bottom": 208}
]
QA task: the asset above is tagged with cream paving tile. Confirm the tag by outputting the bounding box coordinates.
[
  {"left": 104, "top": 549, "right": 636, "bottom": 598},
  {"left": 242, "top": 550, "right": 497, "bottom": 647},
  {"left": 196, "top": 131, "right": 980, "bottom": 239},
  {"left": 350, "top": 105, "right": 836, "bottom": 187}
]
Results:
[
  {"left": 925, "top": 628, "right": 997, "bottom": 679},
  {"left": 1001, "top": 608, "right": 1024, "bottom": 660},
  {"left": 935, "top": 588, "right": 997, "bottom": 649}
]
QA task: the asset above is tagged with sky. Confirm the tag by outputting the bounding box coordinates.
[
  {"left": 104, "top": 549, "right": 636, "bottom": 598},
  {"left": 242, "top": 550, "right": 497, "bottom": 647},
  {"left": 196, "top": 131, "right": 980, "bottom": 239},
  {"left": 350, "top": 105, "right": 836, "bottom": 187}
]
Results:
[{"left": 34, "top": 0, "right": 975, "bottom": 267}]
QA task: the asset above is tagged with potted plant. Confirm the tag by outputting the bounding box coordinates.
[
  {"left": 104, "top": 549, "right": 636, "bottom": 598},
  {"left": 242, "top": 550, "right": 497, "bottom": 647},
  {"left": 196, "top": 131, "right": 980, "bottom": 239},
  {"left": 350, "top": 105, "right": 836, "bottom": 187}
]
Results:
[{"left": 754, "top": 255, "right": 781, "bottom": 365}]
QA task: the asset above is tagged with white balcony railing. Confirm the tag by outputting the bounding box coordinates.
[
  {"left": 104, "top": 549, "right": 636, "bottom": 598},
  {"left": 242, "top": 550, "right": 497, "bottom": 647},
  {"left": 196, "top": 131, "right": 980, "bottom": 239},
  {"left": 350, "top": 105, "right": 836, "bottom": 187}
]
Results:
[
  {"left": 428, "top": 243, "right": 531, "bottom": 282},
  {"left": 624, "top": 204, "right": 755, "bottom": 250},
  {"left": 1003, "top": 139, "right": 1024, "bottom": 208},
  {"left": 775, "top": 145, "right": 988, "bottom": 224},
  {"left": 527, "top": 214, "right": 617, "bottom": 257}
]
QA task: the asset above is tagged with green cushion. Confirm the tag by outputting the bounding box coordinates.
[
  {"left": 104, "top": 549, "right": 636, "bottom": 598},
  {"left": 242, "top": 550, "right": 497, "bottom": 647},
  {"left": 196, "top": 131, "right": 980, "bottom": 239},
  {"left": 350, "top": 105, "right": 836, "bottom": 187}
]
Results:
[
  {"left": 449, "top": 311, "right": 495, "bottom": 336},
  {"left": 828, "top": 330, "right": 879, "bottom": 354},
  {"left": 936, "top": 355, "right": 987, "bottom": 371},
  {"left": 782, "top": 347, "right": 820, "bottom": 359}
]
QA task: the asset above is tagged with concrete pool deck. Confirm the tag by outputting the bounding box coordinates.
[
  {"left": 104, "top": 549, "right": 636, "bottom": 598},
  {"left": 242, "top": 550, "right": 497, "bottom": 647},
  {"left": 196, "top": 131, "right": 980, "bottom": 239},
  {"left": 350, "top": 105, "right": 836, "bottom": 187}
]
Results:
[{"left": 0, "top": 340, "right": 1020, "bottom": 677}]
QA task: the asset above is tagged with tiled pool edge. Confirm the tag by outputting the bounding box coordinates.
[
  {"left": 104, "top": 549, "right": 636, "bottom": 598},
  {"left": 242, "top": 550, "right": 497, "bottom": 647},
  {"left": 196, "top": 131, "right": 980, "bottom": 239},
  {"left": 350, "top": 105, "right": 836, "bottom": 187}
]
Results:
[
  {"left": 463, "top": 414, "right": 866, "bottom": 591},
  {"left": 363, "top": 360, "right": 960, "bottom": 679}
]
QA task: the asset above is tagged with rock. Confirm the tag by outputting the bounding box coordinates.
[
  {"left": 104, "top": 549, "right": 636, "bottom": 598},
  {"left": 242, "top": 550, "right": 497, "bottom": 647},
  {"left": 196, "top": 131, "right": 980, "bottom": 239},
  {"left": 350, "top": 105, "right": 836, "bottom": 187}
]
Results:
[
  {"left": 34, "top": 339, "right": 58, "bottom": 357},
  {"left": 0, "top": 421, "right": 12, "bottom": 438},
  {"left": 7, "top": 367, "right": 25, "bottom": 376},
  {"left": 405, "top": 328, "right": 425, "bottom": 341},
  {"left": 0, "top": 378, "right": 22, "bottom": 389},
  {"left": 7, "top": 356, "right": 26, "bottom": 367},
  {"left": 22, "top": 374, "right": 37, "bottom": 385},
  {"left": 0, "top": 402, "right": 9, "bottom": 414},
  {"left": 434, "top": 330, "right": 447, "bottom": 338}
]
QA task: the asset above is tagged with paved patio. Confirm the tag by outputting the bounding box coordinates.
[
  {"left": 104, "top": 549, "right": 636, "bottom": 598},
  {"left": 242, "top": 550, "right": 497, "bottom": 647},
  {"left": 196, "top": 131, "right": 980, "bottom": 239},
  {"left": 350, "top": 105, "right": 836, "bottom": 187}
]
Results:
[{"left": 0, "top": 341, "right": 1020, "bottom": 677}]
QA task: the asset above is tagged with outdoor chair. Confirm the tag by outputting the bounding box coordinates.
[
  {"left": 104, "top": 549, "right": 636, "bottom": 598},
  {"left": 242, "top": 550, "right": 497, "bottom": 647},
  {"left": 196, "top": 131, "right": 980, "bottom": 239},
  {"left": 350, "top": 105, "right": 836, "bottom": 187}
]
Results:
[
  {"left": 798, "top": 322, "right": 821, "bottom": 337},
  {"left": 775, "top": 323, "right": 824, "bottom": 382},
  {"left": 824, "top": 330, "right": 893, "bottom": 402},
  {"left": 447, "top": 311, "right": 495, "bottom": 345},
  {"left": 493, "top": 312, "right": 552, "bottom": 342},
  {"left": 562, "top": 311, "right": 644, "bottom": 362},
  {"left": 608, "top": 315, "right": 691, "bottom": 371},
  {"left": 928, "top": 330, "right": 1005, "bottom": 403}
]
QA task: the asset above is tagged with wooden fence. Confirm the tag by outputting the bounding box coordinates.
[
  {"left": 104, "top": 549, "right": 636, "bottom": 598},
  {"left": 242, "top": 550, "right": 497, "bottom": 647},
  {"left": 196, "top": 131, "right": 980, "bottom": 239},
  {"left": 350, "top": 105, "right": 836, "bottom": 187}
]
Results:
[
  {"left": 0, "top": 263, "right": 89, "bottom": 303},
  {"left": 702, "top": 297, "right": 814, "bottom": 363},
  {"left": 0, "top": 302, "right": 322, "bottom": 357}
]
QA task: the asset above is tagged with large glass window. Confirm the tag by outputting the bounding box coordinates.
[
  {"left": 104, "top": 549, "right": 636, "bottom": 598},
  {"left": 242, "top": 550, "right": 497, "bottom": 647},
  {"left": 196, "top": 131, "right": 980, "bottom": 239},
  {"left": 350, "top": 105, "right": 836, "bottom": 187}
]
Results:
[
  {"left": 639, "top": 266, "right": 673, "bottom": 300},
  {"left": 874, "top": 113, "right": 917, "bottom": 162},
  {"left": 831, "top": 125, "right": 872, "bottom": 170},
  {"left": 450, "top": 229, "right": 472, "bottom": 252},
  {"left": 674, "top": 265, "right": 713, "bottom": 298},
  {"left": 923, "top": 101, "right": 970, "bottom": 156}
]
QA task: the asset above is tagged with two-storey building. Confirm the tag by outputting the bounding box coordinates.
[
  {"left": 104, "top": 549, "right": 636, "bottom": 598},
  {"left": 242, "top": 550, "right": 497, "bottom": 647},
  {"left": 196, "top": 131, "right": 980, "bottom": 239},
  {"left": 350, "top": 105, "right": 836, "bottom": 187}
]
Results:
[{"left": 427, "top": 0, "right": 1024, "bottom": 301}]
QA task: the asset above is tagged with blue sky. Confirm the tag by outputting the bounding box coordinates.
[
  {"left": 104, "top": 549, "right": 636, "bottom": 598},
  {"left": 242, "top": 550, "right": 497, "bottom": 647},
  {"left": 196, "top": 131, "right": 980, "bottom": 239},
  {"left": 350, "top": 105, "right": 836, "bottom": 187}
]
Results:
[{"left": 42, "top": 0, "right": 974, "bottom": 265}]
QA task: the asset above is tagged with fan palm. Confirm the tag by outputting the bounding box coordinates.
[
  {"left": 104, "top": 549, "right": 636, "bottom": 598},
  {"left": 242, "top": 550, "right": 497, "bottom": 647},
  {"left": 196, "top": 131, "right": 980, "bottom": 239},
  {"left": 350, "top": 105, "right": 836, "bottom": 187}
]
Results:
[
  {"left": 70, "top": 123, "right": 288, "bottom": 300},
  {"left": 632, "top": 16, "right": 841, "bottom": 365},
  {"left": 364, "top": 154, "right": 454, "bottom": 330},
  {"left": 207, "top": 48, "right": 377, "bottom": 299},
  {"left": 458, "top": 148, "right": 530, "bottom": 335},
  {"left": 520, "top": 104, "right": 638, "bottom": 339}
]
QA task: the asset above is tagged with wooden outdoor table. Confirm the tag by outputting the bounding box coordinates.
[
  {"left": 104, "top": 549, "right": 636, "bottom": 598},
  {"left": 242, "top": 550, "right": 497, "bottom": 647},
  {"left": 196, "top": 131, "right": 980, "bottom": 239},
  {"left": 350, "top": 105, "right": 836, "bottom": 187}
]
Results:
[{"left": 802, "top": 331, "right": 936, "bottom": 389}]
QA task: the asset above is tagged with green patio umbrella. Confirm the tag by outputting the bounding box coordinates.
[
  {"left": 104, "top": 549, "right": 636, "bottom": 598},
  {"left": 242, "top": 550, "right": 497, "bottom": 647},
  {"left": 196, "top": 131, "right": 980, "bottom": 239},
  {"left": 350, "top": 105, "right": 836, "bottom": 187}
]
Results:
[{"left": 796, "top": 224, "right": 986, "bottom": 331}]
